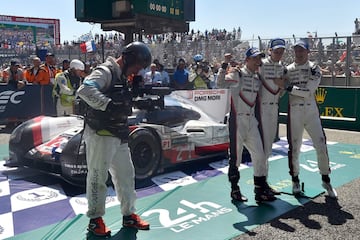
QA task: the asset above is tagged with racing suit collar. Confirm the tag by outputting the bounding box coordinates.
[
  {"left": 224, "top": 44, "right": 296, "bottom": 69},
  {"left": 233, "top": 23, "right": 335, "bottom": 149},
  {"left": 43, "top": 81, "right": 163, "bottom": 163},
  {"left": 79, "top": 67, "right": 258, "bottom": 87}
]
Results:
[
  {"left": 243, "top": 65, "right": 258, "bottom": 75},
  {"left": 294, "top": 60, "right": 310, "bottom": 67}
]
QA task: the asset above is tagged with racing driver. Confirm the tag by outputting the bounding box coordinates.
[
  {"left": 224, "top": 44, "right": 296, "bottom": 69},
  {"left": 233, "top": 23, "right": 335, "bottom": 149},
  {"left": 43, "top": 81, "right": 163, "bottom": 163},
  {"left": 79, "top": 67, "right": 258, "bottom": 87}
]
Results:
[
  {"left": 217, "top": 47, "right": 277, "bottom": 203},
  {"left": 77, "top": 41, "right": 152, "bottom": 237},
  {"left": 274, "top": 39, "right": 337, "bottom": 198},
  {"left": 257, "top": 38, "right": 287, "bottom": 195}
]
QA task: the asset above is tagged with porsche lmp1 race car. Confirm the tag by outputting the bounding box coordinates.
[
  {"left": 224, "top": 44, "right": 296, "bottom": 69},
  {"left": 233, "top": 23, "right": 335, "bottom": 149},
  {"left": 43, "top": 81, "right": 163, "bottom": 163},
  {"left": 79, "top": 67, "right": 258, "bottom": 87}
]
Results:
[{"left": 5, "top": 89, "right": 229, "bottom": 186}]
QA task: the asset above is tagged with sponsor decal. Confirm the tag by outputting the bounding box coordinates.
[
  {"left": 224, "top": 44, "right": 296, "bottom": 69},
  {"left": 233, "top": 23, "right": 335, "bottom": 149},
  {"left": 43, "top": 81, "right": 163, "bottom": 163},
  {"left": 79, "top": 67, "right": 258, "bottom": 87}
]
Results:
[
  {"left": 194, "top": 89, "right": 226, "bottom": 95},
  {"left": 171, "top": 136, "right": 188, "bottom": 145},
  {"left": 162, "top": 139, "right": 171, "bottom": 150},
  {"left": 209, "top": 159, "right": 249, "bottom": 175},
  {"left": 300, "top": 160, "right": 345, "bottom": 172},
  {"left": 34, "top": 135, "right": 69, "bottom": 155},
  {"left": 15, "top": 189, "right": 58, "bottom": 202},
  {"left": 0, "top": 90, "right": 25, "bottom": 113},
  {"left": 69, "top": 188, "right": 120, "bottom": 215},
  {"left": 152, "top": 171, "right": 197, "bottom": 191},
  {"left": 72, "top": 195, "right": 116, "bottom": 206},
  {"left": 315, "top": 88, "right": 327, "bottom": 104},
  {"left": 11, "top": 186, "right": 67, "bottom": 212},
  {"left": 142, "top": 199, "right": 232, "bottom": 233},
  {"left": 320, "top": 107, "right": 344, "bottom": 118},
  {"left": 339, "top": 150, "right": 360, "bottom": 159},
  {"left": 316, "top": 88, "right": 345, "bottom": 118},
  {"left": 194, "top": 95, "right": 221, "bottom": 102},
  {"left": 63, "top": 163, "right": 87, "bottom": 175}
]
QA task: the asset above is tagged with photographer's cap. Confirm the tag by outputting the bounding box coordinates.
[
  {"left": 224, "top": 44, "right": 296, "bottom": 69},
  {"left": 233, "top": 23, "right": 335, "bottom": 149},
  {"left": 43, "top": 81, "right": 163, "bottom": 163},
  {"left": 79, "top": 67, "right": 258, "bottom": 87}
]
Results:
[
  {"left": 245, "top": 47, "right": 265, "bottom": 58},
  {"left": 10, "top": 59, "right": 20, "bottom": 66},
  {"left": 269, "top": 38, "right": 286, "bottom": 49},
  {"left": 293, "top": 39, "right": 309, "bottom": 50}
]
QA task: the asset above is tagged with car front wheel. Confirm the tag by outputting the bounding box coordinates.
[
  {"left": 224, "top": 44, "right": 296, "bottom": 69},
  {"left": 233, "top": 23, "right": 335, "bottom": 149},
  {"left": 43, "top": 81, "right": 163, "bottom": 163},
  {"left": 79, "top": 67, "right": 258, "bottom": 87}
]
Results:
[{"left": 129, "top": 128, "right": 161, "bottom": 179}]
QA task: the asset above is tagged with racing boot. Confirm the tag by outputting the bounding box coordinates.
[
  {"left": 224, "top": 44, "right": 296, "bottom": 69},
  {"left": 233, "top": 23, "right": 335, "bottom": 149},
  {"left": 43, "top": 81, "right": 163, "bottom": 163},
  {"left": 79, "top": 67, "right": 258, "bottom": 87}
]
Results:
[
  {"left": 88, "top": 217, "right": 111, "bottom": 237},
  {"left": 231, "top": 185, "right": 248, "bottom": 202},
  {"left": 123, "top": 213, "right": 150, "bottom": 230},
  {"left": 292, "top": 176, "right": 302, "bottom": 195},
  {"left": 228, "top": 164, "right": 248, "bottom": 202},
  {"left": 264, "top": 181, "right": 281, "bottom": 195},
  {"left": 322, "top": 175, "right": 338, "bottom": 199},
  {"left": 254, "top": 176, "right": 277, "bottom": 203}
]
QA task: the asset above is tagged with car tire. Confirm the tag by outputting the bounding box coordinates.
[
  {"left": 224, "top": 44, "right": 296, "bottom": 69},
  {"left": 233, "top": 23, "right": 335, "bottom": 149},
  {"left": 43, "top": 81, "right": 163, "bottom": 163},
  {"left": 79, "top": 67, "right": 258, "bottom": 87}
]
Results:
[{"left": 129, "top": 128, "right": 161, "bottom": 179}]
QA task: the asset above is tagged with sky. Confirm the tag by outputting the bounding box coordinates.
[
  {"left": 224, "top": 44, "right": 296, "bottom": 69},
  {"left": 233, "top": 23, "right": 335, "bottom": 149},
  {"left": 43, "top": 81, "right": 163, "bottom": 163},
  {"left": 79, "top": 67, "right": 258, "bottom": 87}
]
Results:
[{"left": 1, "top": 0, "right": 359, "bottom": 43}]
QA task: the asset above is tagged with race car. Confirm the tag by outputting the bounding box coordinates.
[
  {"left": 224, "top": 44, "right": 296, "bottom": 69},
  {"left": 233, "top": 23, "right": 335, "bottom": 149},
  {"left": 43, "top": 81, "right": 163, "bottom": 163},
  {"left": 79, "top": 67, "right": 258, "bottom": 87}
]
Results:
[{"left": 5, "top": 91, "right": 229, "bottom": 186}]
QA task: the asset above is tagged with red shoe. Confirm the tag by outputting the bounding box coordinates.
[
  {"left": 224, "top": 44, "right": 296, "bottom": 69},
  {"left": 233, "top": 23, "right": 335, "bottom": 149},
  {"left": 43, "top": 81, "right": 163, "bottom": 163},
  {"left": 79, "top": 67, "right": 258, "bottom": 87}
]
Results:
[
  {"left": 123, "top": 213, "right": 150, "bottom": 230},
  {"left": 88, "top": 217, "right": 111, "bottom": 237}
]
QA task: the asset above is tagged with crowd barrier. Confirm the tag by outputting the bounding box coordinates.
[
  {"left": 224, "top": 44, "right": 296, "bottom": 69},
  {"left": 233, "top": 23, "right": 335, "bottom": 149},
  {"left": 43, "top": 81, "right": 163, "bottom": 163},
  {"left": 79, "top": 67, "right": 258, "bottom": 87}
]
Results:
[
  {"left": 0, "top": 84, "right": 56, "bottom": 124},
  {"left": 279, "top": 86, "right": 360, "bottom": 131},
  {"left": 0, "top": 85, "right": 229, "bottom": 126},
  {"left": 1, "top": 84, "right": 359, "bottom": 132}
]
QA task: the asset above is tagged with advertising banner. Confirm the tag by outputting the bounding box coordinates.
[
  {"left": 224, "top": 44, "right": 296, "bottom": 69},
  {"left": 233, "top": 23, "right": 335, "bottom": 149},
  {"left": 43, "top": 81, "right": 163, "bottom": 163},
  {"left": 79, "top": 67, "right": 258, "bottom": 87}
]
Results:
[
  {"left": 279, "top": 86, "right": 360, "bottom": 131},
  {"left": 0, "top": 84, "right": 55, "bottom": 123},
  {"left": 173, "top": 89, "right": 230, "bottom": 123},
  {"left": 0, "top": 15, "right": 60, "bottom": 45}
]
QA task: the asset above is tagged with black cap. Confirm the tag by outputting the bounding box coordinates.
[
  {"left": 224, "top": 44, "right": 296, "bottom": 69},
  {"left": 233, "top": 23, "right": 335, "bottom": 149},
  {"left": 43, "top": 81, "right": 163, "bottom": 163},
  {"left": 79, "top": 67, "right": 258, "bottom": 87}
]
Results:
[
  {"left": 10, "top": 59, "right": 20, "bottom": 66},
  {"left": 178, "top": 58, "right": 185, "bottom": 64}
]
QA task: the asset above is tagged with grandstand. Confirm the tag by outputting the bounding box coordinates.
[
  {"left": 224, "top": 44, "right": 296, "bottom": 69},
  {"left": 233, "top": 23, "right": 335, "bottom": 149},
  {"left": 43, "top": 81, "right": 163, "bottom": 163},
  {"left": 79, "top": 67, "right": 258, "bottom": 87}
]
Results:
[{"left": 1, "top": 21, "right": 360, "bottom": 86}]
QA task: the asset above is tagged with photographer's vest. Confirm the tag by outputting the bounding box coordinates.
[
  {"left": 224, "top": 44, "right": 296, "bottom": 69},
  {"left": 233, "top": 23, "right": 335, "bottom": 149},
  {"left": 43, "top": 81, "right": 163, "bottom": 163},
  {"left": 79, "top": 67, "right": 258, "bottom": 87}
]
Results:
[
  {"left": 77, "top": 62, "right": 132, "bottom": 141},
  {"left": 53, "top": 71, "right": 75, "bottom": 107},
  {"left": 193, "top": 75, "right": 208, "bottom": 89}
]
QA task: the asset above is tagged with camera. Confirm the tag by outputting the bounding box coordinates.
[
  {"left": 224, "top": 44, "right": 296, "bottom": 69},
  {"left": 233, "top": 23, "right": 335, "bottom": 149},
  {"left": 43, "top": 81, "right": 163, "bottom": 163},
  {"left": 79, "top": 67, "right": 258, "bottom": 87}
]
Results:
[
  {"left": 193, "top": 61, "right": 210, "bottom": 73},
  {"left": 131, "top": 84, "right": 173, "bottom": 111}
]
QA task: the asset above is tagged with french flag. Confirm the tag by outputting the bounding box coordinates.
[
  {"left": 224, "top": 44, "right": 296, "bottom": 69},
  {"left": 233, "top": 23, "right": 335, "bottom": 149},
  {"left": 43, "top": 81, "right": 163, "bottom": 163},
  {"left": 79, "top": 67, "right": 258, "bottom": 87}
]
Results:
[{"left": 80, "top": 40, "right": 97, "bottom": 53}]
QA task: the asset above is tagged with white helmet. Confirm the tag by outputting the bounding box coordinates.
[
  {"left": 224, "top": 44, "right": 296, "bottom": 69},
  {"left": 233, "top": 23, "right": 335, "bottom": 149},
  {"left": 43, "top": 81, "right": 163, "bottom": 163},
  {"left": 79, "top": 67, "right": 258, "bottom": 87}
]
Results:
[{"left": 70, "top": 59, "right": 85, "bottom": 71}]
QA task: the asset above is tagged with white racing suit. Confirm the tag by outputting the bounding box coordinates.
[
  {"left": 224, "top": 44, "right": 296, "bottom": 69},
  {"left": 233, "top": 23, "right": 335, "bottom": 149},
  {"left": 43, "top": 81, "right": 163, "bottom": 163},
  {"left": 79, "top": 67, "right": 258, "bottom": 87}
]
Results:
[
  {"left": 77, "top": 56, "right": 136, "bottom": 218},
  {"left": 217, "top": 66, "right": 266, "bottom": 180},
  {"left": 257, "top": 57, "right": 285, "bottom": 173},
  {"left": 286, "top": 61, "right": 330, "bottom": 177}
]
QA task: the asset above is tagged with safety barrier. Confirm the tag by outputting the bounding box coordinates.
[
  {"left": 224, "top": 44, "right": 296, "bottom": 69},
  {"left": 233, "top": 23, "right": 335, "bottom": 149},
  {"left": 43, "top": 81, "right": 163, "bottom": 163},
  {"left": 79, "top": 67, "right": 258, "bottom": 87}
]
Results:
[
  {"left": 1, "top": 84, "right": 359, "bottom": 132},
  {"left": 0, "top": 84, "right": 56, "bottom": 124},
  {"left": 279, "top": 86, "right": 360, "bottom": 131}
]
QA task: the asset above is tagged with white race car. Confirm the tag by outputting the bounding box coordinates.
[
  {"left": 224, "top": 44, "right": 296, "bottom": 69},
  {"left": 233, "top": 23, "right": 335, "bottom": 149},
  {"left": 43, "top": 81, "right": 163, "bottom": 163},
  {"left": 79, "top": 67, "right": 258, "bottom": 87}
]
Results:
[{"left": 6, "top": 92, "right": 229, "bottom": 186}]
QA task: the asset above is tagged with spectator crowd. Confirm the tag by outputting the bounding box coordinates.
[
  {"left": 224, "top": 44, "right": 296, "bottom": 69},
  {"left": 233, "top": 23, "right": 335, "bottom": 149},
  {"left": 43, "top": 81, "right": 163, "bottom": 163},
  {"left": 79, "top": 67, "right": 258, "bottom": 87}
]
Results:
[{"left": 2, "top": 27, "right": 360, "bottom": 92}]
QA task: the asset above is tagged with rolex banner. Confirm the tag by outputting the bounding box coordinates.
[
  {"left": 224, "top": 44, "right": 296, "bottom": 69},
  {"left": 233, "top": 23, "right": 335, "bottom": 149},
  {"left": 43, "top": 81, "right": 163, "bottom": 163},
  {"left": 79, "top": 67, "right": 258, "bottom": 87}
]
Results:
[{"left": 278, "top": 87, "right": 360, "bottom": 131}]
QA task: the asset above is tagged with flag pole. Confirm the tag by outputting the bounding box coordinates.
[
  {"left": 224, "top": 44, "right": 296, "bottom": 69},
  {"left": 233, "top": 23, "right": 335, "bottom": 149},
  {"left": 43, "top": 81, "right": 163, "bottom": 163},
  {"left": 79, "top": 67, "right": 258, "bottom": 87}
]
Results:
[{"left": 101, "top": 34, "right": 105, "bottom": 63}]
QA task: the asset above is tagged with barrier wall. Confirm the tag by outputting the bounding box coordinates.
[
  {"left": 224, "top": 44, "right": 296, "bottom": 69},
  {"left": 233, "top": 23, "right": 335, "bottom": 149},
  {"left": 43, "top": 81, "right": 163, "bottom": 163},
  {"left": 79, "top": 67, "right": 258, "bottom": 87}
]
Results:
[
  {"left": 1, "top": 84, "right": 359, "bottom": 132},
  {"left": 0, "top": 84, "right": 56, "bottom": 124},
  {"left": 0, "top": 85, "right": 229, "bottom": 125},
  {"left": 279, "top": 86, "right": 360, "bottom": 131}
]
